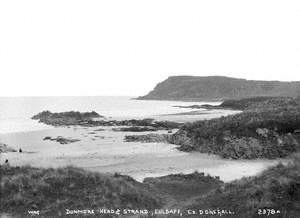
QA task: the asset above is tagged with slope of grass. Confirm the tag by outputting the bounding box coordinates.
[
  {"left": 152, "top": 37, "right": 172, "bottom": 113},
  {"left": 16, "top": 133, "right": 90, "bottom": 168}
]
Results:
[
  {"left": 1, "top": 160, "right": 299, "bottom": 218},
  {"left": 143, "top": 171, "right": 223, "bottom": 216},
  {"left": 219, "top": 96, "right": 298, "bottom": 111},
  {"left": 170, "top": 97, "right": 300, "bottom": 159},
  {"left": 0, "top": 165, "right": 161, "bottom": 217},
  {"left": 180, "top": 153, "right": 300, "bottom": 218}
]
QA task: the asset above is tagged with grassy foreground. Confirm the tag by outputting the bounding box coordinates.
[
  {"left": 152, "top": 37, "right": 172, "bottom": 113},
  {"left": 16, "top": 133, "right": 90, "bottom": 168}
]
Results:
[
  {"left": 0, "top": 166, "right": 161, "bottom": 217},
  {"left": 1, "top": 156, "right": 299, "bottom": 218},
  {"left": 175, "top": 153, "right": 300, "bottom": 218}
]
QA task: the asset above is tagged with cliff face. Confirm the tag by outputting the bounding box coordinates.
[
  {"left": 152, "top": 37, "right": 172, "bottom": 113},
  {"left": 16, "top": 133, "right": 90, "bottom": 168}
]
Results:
[{"left": 138, "top": 76, "right": 300, "bottom": 101}]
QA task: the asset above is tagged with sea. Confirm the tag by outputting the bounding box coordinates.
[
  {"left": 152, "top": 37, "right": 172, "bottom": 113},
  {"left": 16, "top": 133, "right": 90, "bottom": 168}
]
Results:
[{"left": 0, "top": 96, "right": 219, "bottom": 134}]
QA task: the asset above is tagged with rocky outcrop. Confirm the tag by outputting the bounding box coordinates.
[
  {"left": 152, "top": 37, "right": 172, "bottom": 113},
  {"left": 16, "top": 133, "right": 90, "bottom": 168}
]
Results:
[
  {"left": 113, "top": 126, "right": 166, "bottom": 132},
  {"left": 32, "top": 111, "right": 103, "bottom": 126},
  {"left": 124, "top": 134, "right": 171, "bottom": 143},
  {"left": 113, "top": 126, "right": 157, "bottom": 132},
  {"left": 168, "top": 129, "right": 194, "bottom": 151},
  {"left": 172, "top": 127, "right": 299, "bottom": 159},
  {"left": 43, "top": 136, "right": 80, "bottom": 144},
  {"left": 32, "top": 112, "right": 182, "bottom": 130},
  {"left": 220, "top": 131, "right": 298, "bottom": 159}
]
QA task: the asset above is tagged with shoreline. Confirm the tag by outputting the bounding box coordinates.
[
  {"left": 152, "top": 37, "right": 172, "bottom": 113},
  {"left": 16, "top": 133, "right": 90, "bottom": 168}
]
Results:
[
  {"left": 1, "top": 97, "right": 295, "bottom": 184},
  {"left": 0, "top": 126, "right": 280, "bottom": 183}
]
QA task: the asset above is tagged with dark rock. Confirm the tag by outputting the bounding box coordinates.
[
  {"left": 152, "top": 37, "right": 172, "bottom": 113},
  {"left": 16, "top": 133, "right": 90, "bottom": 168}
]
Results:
[
  {"left": 43, "top": 136, "right": 51, "bottom": 140},
  {"left": 32, "top": 111, "right": 182, "bottom": 130},
  {"left": 43, "top": 136, "right": 80, "bottom": 144},
  {"left": 124, "top": 134, "right": 170, "bottom": 143},
  {"left": 32, "top": 110, "right": 104, "bottom": 126},
  {"left": 112, "top": 126, "right": 158, "bottom": 132}
]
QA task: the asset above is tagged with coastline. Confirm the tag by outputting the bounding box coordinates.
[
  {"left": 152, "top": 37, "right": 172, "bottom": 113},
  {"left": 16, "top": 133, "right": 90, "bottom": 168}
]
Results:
[
  {"left": 134, "top": 96, "right": 224, "bottom": 102},
  {"left": 1, "top": 96, "right": 297, "bottom": 183},
  {"left": 0, "top": 125, "right": 279, "bottom": 183},
  {"left": 1, "top": 96, "right": 299, "bottom": 218}
]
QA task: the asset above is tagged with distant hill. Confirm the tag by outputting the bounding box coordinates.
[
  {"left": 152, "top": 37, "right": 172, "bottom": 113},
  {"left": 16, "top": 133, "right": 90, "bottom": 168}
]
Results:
[{"left": 137, "top": 76, "right": 300, "bottom": 101}]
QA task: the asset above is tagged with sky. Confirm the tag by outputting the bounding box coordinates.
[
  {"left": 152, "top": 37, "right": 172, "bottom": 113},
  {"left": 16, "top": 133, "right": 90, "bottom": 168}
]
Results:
[{"left": 0, "top": 0, "right": 300, "bottom": 96}]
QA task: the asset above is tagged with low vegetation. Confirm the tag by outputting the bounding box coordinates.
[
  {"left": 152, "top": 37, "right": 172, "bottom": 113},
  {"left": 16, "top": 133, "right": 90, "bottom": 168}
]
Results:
[
  {"left": 0, "top": 165, "right": 161, "bottom": 217},
  {"left": 1, "top": 156, "right": 299, "bottom": 217},
  {"left": 220, "top": 96, "right": 300, "bottom": 111},
  {"left": 144, "top": 172, "right": 223, "bottom": 202},
  {"left": 177, "top": 153, "right": 300, "bottom": 218},
  {"left": 170, "top": 97, "right": 300, "bottom": 159}
]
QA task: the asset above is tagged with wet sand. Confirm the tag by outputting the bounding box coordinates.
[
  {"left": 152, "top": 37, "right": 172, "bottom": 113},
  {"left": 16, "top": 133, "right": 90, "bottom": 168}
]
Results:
[
  {"left": 153, "top": 109, "right": 241, "bottom": 123},
  {"left": 0, "top": 125, "right": 279, "bottom": 182}
]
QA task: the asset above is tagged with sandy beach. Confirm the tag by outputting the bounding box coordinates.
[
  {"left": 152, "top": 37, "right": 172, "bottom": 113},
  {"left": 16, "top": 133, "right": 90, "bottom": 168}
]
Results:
[{"left": 0, "top": 125, "right": 279, "bottom": 182}]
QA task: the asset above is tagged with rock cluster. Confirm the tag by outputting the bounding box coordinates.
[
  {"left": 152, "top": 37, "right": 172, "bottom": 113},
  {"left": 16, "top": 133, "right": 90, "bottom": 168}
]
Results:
[
  {"left": 32, "top": 111, "right": 182, "bottom": 130},
  {"left": 43, "top": 136, "right": 80, "bottom": 144},
  {"left": 124, "top": 134, "right": 170, "bottom": 143}
]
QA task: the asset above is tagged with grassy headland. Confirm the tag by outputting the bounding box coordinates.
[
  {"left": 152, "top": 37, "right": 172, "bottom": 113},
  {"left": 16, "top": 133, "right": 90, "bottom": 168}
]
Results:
[{"left": 137, "top": 76, "right": 300, "bottom": 101}]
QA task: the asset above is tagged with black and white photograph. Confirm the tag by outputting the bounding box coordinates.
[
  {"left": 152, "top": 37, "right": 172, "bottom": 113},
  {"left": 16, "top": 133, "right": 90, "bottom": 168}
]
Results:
[{"left": 0, "top": 1, "right": 299, "bottom": 217}]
